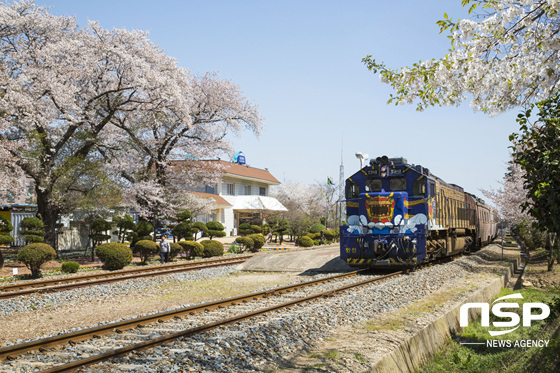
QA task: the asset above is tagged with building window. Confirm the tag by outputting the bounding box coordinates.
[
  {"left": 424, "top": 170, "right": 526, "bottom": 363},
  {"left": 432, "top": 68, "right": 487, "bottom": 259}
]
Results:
[
  {"left": 259, "top": 187, "right": 266, "bottom": 196},
  {"left": 225, "top": 183, "right": 235, "bottom": 195},
  {"left": 245, "top": 185, "right": 251, "bottom": 195}
]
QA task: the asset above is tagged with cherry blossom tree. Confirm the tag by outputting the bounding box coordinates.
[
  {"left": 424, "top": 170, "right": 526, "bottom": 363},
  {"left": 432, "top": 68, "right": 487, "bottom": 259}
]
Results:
[
  {"left": 0, "top": 1, "right": 192, "bottom": 245},
  {"left": 271, "top": 181, "right": 331, "bottom": 240},
  {"left": 364, "top": 0, "right": 560, "bottom": 115},
  {"left": 109, "top": 72, "right": 263, "bottom": 227},
  {"left": 482, "top": 156, "right": 530, "bottom": 224}
]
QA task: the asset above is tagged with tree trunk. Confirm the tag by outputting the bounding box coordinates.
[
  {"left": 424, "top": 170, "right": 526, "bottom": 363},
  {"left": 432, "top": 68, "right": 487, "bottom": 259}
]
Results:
[
  {"left": 36, "top": 186, "right": 60, "bottom": 253},
  {"left": 546, "top": 232, "right": 556, "bottom": 272}
]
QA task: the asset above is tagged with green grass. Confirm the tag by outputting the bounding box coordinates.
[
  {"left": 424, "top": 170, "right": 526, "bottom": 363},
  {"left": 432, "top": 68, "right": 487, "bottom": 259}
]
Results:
[{"left": 418, "top": 287, "right": 560, "bottom": 373}]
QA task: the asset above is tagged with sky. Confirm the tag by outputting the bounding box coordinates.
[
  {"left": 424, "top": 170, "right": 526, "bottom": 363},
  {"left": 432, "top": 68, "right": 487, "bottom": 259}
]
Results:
[{"left": 33, "top": 0, "right": 519, "bottom": 199}]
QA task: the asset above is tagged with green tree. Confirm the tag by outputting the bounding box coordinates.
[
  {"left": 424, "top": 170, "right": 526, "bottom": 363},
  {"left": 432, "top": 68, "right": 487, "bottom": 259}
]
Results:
[
  {"left": 191, "top": 222, "right": 207, "bottom": 241},
  {"left": 133, "top": 220, "right": 154, "bottom": 245},
  {"left": 171, "top": 210, "right": 194, "bottom": 241},
  {"left": 511, "top": 94, "right": 560, "bottom": 270},
  {"left": 17, "top": 243, "right": 56, "bottom": 278},
  {"left": 204, "top": 221, "right": 226, "bottom": 239},
  {"left": 88, "top": 218, "right": 112, "bottom": 261},
  {"left": 0, "top": 217, "right": 14, "bottom": 268},
  {"left": 18, "top": 217, "right": 45, "bottom": 245},
  {"left": 113, "top": 214, "right": 136, "bottom": 243}
]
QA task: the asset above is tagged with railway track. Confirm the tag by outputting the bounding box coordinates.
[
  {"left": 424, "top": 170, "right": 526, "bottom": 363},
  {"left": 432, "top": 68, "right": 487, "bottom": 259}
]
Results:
[
  {"left": 0, "top": 255, "right": 252, "bottom": 299},
  {"left": 0, "top": 266, "right": 411, "bottom": 372}
]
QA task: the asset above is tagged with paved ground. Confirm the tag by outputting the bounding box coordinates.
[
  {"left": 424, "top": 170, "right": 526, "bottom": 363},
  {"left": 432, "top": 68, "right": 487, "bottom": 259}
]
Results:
[{"left": 239, "top": 244, "right": 354, "bottom": 273}]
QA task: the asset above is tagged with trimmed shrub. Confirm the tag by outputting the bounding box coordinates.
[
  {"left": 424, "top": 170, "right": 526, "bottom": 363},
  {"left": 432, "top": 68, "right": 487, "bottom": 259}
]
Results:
[
  {"left": 19, "top": 217, "right": 45, "bottom": 244},
  {"left": 323, "top": 230, "right": 336, "bottom": 241},
  {"left": 0, "top": 235, "right": 14, "bottom": 245},
  {"left": 238, "top": 222, "right": 253, "bottom": 236},
  {"left": 250, "top": 225, "right": 262, "bottom": 234},
  {"left": 309, "top": 223, "right": 326, "bottom": 234},
  {"left": 201, "top": 240, "right": 224, "bottom": 257},
  {"left": 298, "top": 236, "right": 314, "bottom": 248},
  {"left": 177, "top": 240, "right": 204, "bottom": 258},
  {"left": 235, "top": 236, "right": 254, "bottom": 252},
  {"left": 169, "top": 242, "right": 182, "bottom": 260},
  {"left": 95, "top": 242, "right": 133, "bottom": 270},
  {"left": 61, "top": 261, "right": 80, "bottom": 273},
  {"left": 204, "top": 221, "right": 226, "bottom": 239},
  {"left": 134, "top": 239, "right": 159, "bottom": 263},
  {"left": 248, "top": 233, "right": 265, "bottom": 252},
  {"left": 191, "top": 222, "right": 207, "bottom": 240},
  {"left": 17, "top": 243, "right": 56, "bottom": 278}
]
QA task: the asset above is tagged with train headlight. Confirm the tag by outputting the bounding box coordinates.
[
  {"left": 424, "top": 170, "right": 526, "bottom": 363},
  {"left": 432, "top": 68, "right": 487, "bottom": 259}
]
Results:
[{"left": 380, "top": 166, "right": 387, "bottom": 178}]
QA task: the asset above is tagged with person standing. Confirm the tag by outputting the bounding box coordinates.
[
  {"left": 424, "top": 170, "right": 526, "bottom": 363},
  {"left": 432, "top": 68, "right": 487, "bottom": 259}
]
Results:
[{"left": 160, "top": 235, "right": 170, "bottom": 264}]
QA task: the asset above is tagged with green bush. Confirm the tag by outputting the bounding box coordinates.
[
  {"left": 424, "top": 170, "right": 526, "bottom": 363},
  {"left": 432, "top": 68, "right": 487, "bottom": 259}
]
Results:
[
  {"left": 95, "top": 242, "right": 133, "bottom": 270},
  {"left": 201, "top": 240, "right": 224, "bottom": 257},
  {"left": 204, "top": 221, "right": 226, "bottom": 239},
  {"left": 0, "top": 235, "right": 14, "bottom": 245},
  {"left": 298, "top": 236, "right": 314, "bottom": 247},
  {"left": 228, "top": 243, "right": 241, "bottom": 254},
  {"left": 251, "top": 225, "right": 262, "bottom": 234},
  {"left": 134, "top": 239, "right": 159, "bottom": 263},
  {"left": 191, "top": 222, "right": 208, "bottom": 240},
  {"left": 238, "top": 222, "right": 253, "bottom": 236},
  {"left": 323, "top": 230, "right": 336, "bottom": 241},
  {"left": 19, "top": 217, "right": 45, "bottom": 244},
  {"left": 309, "top": 223, "right": 326, "bottom": 234},
  {"left": 248, "top": 233, "right": 265, "bottom": 252},
  {"left": 169, "top": 242, "right": 182, "bottom": 260},
  {"left": 61, "top": 261, "right": 80, "bottom": 273},
  {"left": 177, "top": 240, "right": 204, "bottom": 258},
  {"left": 235, "top": 236, "right": 254, "bottom": 252},
  {"left": 17, "top": 243, "right": 56, "bottom": 278}
]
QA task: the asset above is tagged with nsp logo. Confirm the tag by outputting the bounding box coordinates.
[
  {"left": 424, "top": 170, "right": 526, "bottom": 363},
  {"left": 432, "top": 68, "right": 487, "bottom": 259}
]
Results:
[{"left": 460, "top": 293, "right": 550, "bottom": 336}]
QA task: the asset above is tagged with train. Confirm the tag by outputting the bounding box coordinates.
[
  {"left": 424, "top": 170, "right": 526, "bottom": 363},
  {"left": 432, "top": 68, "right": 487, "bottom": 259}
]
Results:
[{"left": 340, "top": 156, "right": 499, "bottom": 268}]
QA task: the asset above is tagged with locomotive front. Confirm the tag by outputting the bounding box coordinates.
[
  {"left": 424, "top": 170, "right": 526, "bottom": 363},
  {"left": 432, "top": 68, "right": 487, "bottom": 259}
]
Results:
[{"left": 340, "top": 156, "right": 434, "bottom": 267}]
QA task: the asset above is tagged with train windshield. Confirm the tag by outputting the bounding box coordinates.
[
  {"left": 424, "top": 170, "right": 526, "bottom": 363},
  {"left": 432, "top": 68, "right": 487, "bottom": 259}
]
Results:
[
  {"left": 389, "top": 177, "right": 407, "bottom": 191},
  {"left": 346, "top": 180, "right": 360, "bottom": 199},
  {"left": 365, "top": 178, "right": 382, "bottom": 192},
  {"left": 412, "top": 179, "right": 426, "bottom": 197}
]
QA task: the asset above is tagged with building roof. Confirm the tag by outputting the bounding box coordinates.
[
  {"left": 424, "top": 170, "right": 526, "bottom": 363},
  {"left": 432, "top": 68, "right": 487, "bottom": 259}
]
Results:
[
  {"left": 215, "top": 160, "right": 280, "bottom": 184},
  {"left": 190, "top": 191, "right": 232, "bottom": 206},
  {"left": 170, "top": 159, "right": 281, "bottom": 185},
  {"left": 222, "top": 195, "right": 287, "bottom": 211}
]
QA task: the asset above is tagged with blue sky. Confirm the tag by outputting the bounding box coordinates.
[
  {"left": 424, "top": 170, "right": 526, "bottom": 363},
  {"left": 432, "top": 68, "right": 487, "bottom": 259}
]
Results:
[{"left": 35, "top": 0, "right": 518, "bottom": 198}]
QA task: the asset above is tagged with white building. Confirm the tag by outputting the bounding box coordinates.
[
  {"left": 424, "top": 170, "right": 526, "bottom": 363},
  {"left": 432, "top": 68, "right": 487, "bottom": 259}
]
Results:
[{"left": 184, "top": 160, "right": 287, "bottom": 236}]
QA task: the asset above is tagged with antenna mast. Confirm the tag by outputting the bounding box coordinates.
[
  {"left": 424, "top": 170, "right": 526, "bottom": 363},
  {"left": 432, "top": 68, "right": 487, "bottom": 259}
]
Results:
[{"left": 337, "top": 136, "right": 345, "bottom": 224}]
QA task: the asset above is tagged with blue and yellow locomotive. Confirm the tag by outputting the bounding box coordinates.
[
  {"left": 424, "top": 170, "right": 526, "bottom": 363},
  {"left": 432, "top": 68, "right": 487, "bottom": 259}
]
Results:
[{"left": 340, "top": 156, "right": 498, "bottom": 268}]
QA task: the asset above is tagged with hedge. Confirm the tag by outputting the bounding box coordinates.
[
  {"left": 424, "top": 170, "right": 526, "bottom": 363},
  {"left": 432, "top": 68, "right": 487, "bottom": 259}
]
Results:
[
  {"left": 61, "top": 261, "right": 80, "bottom": 273},
  {"left": 17, "top": 243, "right": 56, "bottom": 278},
  {"left": 134, "top": 239, "right": 159, "bottom": 263},
  {"left": 201, "top": 240, "right": 224, "bottom": 257},
  {"left": 298, "top": 236, "right": 314, "bottom": 248},
  {"left": 95, "top": 242, "right": 133, "bottom": 270},
  {"left": 247, "top": 233, "right": 265, "bottom": 252},
  {"left": 177, "top": 240, "right": 204, "bottom": 258}
]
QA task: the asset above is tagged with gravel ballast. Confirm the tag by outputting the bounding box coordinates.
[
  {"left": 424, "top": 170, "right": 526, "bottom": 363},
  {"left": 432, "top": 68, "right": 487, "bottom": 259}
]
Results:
[{"left": 1, "top": 245, "right": 513, "bottom": 372}]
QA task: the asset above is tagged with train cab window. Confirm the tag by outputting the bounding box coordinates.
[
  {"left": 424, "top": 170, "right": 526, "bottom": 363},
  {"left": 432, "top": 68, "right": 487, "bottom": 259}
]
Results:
[
  {"left": 365, "top": 178, "right": 382, "bottom": 192},
  {"left": 389, "top": 178, "right": 407, "bottom": 191},
  {"left": 412, "top": 179, "right": 426, "bottom": 197},
  {"left": 346, "top": 180, "right": 360, "bottom": 199},
  {"left": 429, "top": 182, "right": 435, "bottom": 198}
]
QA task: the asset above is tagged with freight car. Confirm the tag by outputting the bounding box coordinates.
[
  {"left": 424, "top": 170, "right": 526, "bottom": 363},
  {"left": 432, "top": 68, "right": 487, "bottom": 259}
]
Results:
[{"left": 340, "top": 156, "right": 498, "bottom": 268}]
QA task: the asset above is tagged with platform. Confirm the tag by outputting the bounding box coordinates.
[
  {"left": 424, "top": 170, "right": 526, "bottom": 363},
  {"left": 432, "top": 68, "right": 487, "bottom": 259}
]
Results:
[{"left": 238, "top": 245, "right": 354, "bottom": 273}]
